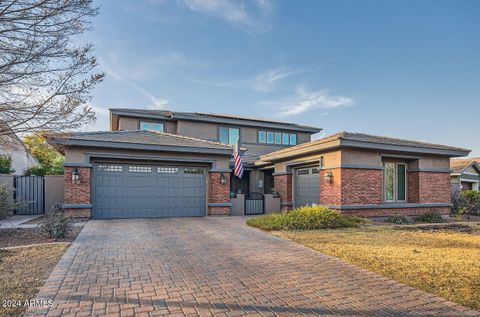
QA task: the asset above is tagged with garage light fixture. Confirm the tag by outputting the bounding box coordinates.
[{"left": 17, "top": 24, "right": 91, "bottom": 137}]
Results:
[
  {"left": 72, "top": 168, "right": 80, "bottom": 184},
  {"left": 325, "top": 170, "right": 333, "bottom": 183},
  {"left": 219, "top": 172, "right": 226, "bottom": 185}
]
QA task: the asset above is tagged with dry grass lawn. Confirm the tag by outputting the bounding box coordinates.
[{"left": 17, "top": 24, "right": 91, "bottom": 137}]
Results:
[
  {"left": 0, "top": 244, "right": 69, "bottom": 317},
  {"left": 274, "top": 224, "right": 480, "bottom": 310}
]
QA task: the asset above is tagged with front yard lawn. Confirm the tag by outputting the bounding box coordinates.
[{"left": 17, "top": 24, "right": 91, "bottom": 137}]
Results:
[
  {"left": 274, "top": 224, "right": 480, "bottom": 310},
  {"left": 0, "top": 244, "right": 69, "bottom": 317}
]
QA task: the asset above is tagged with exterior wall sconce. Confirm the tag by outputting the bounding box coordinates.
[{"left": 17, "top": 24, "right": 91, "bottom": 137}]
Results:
[
  {"left": 219, "top": 172, "right": 226, "bottom": 185},
  {"left": 325, "top": 170, "right": 333, "bottom": 183},
  {"left": 71, "top": 168, "right": 80, "bottom": 184}
]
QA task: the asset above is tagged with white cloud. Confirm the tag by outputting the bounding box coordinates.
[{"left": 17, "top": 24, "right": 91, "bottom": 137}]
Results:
[
  {"left": 252, "top": 67, "right": 300, "bottom": 92},
  {"left": 179, "top": 0, "right": 272, "bottom": 29},
  {"left": 262, "top": 86, "right": 354, "bottom": 117},
  {"left": 101, "top": 62, "right": 170, "bottom": 110}
]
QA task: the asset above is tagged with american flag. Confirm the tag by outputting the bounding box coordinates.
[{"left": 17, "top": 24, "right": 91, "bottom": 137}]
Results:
[{"left": 233, "top": 141, "right": 243, "bottom": 179}]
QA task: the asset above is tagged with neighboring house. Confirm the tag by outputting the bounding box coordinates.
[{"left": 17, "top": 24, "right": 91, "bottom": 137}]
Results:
[
  {"left": 450, "top": 157, "right": 480, "bottom": 192},
  {"left": 0, "top": 124, "right": 38, "bottom": 175},
  {"left": 47, "top": 108, "right": 470, "bottom": 219}
]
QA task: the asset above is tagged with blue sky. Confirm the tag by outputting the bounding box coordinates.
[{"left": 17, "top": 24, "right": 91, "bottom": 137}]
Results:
[{"left": 85, "top": 0, "right": 480, "bottom": 156}]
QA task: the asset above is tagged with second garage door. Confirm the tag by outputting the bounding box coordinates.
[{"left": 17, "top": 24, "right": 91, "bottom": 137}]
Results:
[
  {"left": 295, "top": 167, "right": 320, "bottom": 208},
  {"left": 92, "top": 163, "right": 206, "bottom": 219}
]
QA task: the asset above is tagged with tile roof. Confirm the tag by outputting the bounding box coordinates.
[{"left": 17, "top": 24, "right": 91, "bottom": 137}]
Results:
[
  {"left": 109, "top": 108, "right": 321, "bottom": 132},
  {"left": 48, "top": 130, "right": 233, "bottom": 150},
  {"left": 450, "top": 157, "right": 480, "bottom": 174},
  {"left": 259, "top": 131, "right": 470, "bottom": 161}
]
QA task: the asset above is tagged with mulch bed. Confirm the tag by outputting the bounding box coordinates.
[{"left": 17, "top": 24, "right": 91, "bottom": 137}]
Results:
[{"left": 0, "top": 226, "right": 83, "bottom": 248}]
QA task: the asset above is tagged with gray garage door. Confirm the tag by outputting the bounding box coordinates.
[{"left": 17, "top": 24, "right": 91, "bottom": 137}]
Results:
[
  {"left": 92, "top": 163, "right": 206, "bottom": 219},
  {"left": 295, "top": 167, "right": 320, "bottom": 208}
]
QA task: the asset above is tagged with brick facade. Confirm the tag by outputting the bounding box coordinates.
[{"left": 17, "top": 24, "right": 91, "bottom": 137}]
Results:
[
  {"left": 340, "top": 206, "right": 450, "bottom": 217},
  {"left": 341, "top": 168, "right": 383, "bottom": 205},
  {"left": 208, "top": 172, "right": 231, "bottom": 216},
  {"left": 274, "top": 173, "right": 293, "bottom": 210},
  {"left": 64, "top": 167, "right": 91, "bottom": 218},
  {"left": 319, "top": 169, "right": 342, "bottom": 205}
]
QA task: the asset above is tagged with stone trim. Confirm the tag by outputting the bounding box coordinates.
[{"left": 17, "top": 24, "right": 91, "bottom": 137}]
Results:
[
  {"left": 320, "top": 164, "right": 384, "bottom": 170},
  {"left": 62, "top": 204, "right": 92, "bottom": 209},
  {"left": 63, "top": 162, "right": 93, "bottom": 168},
  {"left": 208, "top": 203, "right": 233, "bottom": 207},
  {"left": 328, "top": 203, "right": 452, "bottom": 210},
  {"left": 407, "top": 168, "right": 452, "bottom": 173}
]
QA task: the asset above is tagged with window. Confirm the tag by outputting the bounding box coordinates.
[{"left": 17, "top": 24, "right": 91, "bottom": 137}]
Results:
[
  {"left": 98, "top": 164, "right": 123, "bottom": 172},
  {"left": 184, "top": 168, "right": 204, "bottom": 174},
  {"left": 219, "top": 127, "right": 240, "bottom": 145},
  {"left": 157, "top": 167, "right": 178, "bottom": 174},
  {"left": 289, "top": 134, "right": 297, "bottom": 145},
  {"left": 267, "top": 131, "right": 274, "bottom": 144},
  {"left": 384, "top": 162, "right": 407, "bottom": 202},
  {"left": 258, "top": 131, "right": 266, "bottom": 143},
  {"left": 129, "top": 166, "right": 152, "bottom": 173},
  {"left": 275, "top": 132, "right": 282, "bottom": 144},
  {"left": 139, "top": 121, "right": 164, "bottom": 132},
  {"left": 259, "top": 130, "right": 297, "bottom": 145}
]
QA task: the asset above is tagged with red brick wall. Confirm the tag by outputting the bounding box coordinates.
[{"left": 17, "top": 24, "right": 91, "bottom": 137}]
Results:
[
  {"left": 339, "top": 206, "right": 450, "bottom": 217},
  {"left": 417, "top": 172, "right": 451, "bottom": 204},
  {"left": 407, "top": 172, "right": 420, "bottom": 203},
  {"left": 208, "top": 172, "right": 231, "bottom": 216},
  {"left": 274, "top": 174, "right": 292, "bottom": 210},
  {"left": 340, "top": 168, "right": 383, "bottom": 205},
  {"left": 319, "top": 169, "right": 342, "bottom": 205},
  {"left": 64, "top": 167, "right": 91, "bottom": 204}
]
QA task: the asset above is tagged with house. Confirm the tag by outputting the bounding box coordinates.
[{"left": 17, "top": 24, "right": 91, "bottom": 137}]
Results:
[
  {"left": 0, "top": 123, "right": 38, "bottom": 175},
  {"left": 255, "top": 132, "right": 469, "bottom": 217},
  {"left": 450, "top": 157, "right": 480, "bottom": 192},
  {"left": 48, "top": 108, "right": 470, "bottom": 219},
  {"left": 48, "top": 109, "right": 320, "bottom": 218}
]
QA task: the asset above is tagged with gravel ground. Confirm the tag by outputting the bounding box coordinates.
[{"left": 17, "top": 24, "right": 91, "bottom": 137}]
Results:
[{"left": 0, "top": 226, "right": 83, "bottom": 248}]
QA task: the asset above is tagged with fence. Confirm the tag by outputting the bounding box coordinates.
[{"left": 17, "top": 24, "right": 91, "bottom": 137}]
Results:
[{"left": 0, "top": 174, "right": 64, "bottom": 215}]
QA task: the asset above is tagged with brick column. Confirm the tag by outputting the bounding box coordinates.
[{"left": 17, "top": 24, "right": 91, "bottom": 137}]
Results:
[
  {"left": 64, "top": 167, "right": 91, "bottom": 218},
  {"left": 319, "top": 168, "right": 342, "bottom": 206},
  {"left": 208, "top": 172, "right": 231, "bottom": 216},
  {"left": 274, "top": 173, "right": 293, "bottom": 210}
]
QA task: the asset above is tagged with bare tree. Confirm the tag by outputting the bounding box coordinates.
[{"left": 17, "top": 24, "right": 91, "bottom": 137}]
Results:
[{"left": 0, "top": 0, "right": 104, "bottom": 144}]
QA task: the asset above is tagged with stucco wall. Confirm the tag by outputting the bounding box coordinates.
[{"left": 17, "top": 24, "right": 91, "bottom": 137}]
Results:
[
  {"left": 44, "top": 175, "right": 64, "bottom": 211},
  {"left": 64, "top": 146, "right": 231, "bottom": 170}
]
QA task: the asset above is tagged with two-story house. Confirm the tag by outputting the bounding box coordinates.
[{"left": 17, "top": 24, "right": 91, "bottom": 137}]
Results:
[
  {"left": 109, "top": 108, "right": 321, "bottom": 197},
  {"left": 49, "top": 108, "right": 470, "bottom": 219}
]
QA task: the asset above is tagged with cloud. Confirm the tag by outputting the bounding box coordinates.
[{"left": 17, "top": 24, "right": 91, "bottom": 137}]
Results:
[
  {"left": 261, "top": 86, "right": 354, "bottom": 116},
  {"left": 252, "top": 67, "right": 300, "bottom": 92},
  {"left": 101, "top": 62, "right": 170, "bottom": 110},
  {"left": 178, "top": 0, "right": 272, "bottom": 30}
]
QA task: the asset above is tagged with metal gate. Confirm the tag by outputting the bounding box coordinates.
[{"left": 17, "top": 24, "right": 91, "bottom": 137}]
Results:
[
  {"left": 245, "top": 192, "right": 264, "bottom": 215},
  {"left": 14, "top": 176, "right": 45, "bottom": 215}
]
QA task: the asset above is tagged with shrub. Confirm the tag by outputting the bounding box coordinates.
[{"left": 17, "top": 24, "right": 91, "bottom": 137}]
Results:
[
  {"left": 246, "top": 206, "right": 365, "bottom": 231},
  {"left": 0, "top": 185, "right": 17, "bottom": 220},
  {"left": 458, "top": 190, "right": 480, "bottom": 216},
  {"left": 40, "top": 206, "right": 72, "bottom": 239},
  {"left": 0, "top": 156, "right": 14, "bottom": 174},
  {"left": 385, "top": 215, "right": 411, "bottom": 225},
  {"left": 413, "top": 212, "right": 446, "bottom": 223},
  {"left": 24, "top": 165, "right": 48, "bottom": 176}
]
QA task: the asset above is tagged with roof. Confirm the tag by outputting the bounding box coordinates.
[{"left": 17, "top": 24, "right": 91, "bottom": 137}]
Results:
[
  {"left": 450, "top": 157, "right": 480, "bottom": 174},
  {"left": 109, "top": 108, "right": 321, "bottom": 133},
  {"left": 47, "top": 130, "right": 233, "bottom": 155},
  {"left": 257, "top": 131, "right": 471, "bottom": 163}
]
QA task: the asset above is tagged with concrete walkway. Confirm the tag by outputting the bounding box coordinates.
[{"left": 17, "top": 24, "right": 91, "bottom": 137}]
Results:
[
  {"left": 27, "top": 217, "right": 479, "bottom": 317},
  {"left": 0, "top": 214, "right": 40, "bottom": 228}
]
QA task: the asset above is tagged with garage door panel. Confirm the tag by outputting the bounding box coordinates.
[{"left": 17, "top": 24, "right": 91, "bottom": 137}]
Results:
[
  {"left": 93, "top": 163, "right": 206, "bottom": 219},
  {"left": 295, "top": 167, "right": 320, "bottom": 208}
]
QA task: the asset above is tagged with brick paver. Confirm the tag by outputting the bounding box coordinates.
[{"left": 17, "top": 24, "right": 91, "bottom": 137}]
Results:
[{"left": 26, "top": 217, "right": 479, "bottom": 317}]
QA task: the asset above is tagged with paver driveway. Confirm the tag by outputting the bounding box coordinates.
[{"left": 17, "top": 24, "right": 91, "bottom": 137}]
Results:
[{"left": 27, "top": 217, "right": 479, "bottom": 317}]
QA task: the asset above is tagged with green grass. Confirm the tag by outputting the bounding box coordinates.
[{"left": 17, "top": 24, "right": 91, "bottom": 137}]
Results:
[{"left": 246, "top": 206, "right": 365, "bottom": 231}]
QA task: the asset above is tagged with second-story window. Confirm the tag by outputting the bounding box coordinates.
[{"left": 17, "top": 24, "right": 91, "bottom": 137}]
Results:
[
  {"left": 219, "top": 127, "right": 240, "bottom": 145},
  {"left": 140, "top": 121, "right": 164, "bottom": 132},
  {"left": 258, "top": 130, "right": 297, "bottom": 145}
]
